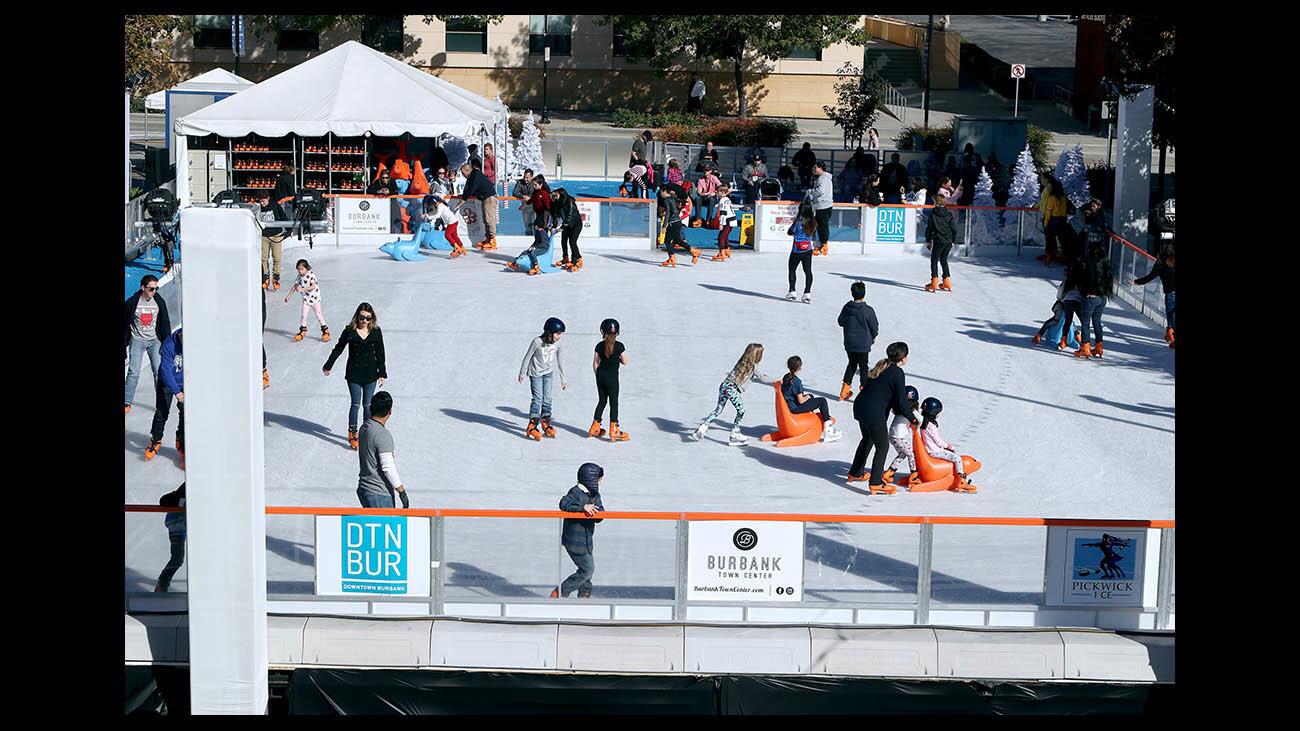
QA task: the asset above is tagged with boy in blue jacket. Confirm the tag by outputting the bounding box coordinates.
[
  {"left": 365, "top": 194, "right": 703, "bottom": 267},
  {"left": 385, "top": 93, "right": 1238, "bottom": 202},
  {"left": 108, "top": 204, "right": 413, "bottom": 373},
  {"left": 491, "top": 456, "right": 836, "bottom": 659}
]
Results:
[
  {"left": 155, "top": 483, "right": 186, "bottom": 592},
  {"left": 837, "top": 281, "right": 880, "bottom": 401},
  {"left": 146, "top": 328, "right": 185, "bottom": 466},
  {"left": 551, "top": 463, "right": 605, "bottom": 599}
]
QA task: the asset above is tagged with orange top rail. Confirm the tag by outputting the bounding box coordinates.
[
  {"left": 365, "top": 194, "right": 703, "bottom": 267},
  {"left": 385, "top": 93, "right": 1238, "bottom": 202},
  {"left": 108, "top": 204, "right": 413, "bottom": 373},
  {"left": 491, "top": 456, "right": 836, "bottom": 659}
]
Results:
[
  {"left": 1109, "top": 231, "right": 1158, "bottom": 262},
  {"left": 123, "top": 504, "right": 1172, "bottom": 528}
]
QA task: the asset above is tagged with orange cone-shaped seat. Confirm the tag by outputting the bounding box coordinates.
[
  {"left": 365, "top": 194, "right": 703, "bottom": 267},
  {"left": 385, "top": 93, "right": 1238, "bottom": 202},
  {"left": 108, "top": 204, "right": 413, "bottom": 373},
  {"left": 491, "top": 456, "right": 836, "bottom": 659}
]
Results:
[
  {"left": 391, "top": 158, "right": 412, "bottom": 180},
  {"left": 760, "top": 381, "right": 826, "bottom": 448},
  {"left": 907, "top": 425, "right": 982, "bottom": 492},
  {"left": 372, "top": 160, "right": 389, "bottom": 182},
  {"left": 410, "top": 160, "right": 431, "bottom": 195}
]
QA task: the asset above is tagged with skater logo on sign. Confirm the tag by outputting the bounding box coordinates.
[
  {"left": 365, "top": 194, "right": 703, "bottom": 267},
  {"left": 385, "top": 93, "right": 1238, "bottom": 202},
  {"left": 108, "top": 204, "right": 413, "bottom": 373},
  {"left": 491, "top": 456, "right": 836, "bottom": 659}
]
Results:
[
  {"left": 1069, "top": 534, "right": 1136, "bottom": 601},
  {"left": 340, "top": 516, "right": 408, "bottom": 594},
  {"left": 876, "top": 207, "right": 905, "bottom": 243}
]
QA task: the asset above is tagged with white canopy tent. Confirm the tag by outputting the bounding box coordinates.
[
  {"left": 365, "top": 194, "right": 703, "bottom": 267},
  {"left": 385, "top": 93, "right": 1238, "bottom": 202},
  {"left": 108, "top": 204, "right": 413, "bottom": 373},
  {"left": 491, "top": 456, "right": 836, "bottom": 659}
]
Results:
[
  {"left": 146, "top": 68, "right": 254, "bottom": 111},
  {"left": 174, "top": 41, "right": 510, "bottom": 206}
]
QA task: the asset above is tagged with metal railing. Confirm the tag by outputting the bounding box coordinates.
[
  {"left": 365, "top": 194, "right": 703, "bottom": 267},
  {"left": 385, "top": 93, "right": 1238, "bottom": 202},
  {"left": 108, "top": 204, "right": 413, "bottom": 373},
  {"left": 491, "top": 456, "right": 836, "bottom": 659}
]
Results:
[
  {"left": 125, "top": 504, "right": 1174, "bottom": 630},
  {"left": 1108, "top": 232, "right": 1165, "bottom": 328},
  {"left": 869, "top": 70, "right": 910, "bottom": 124}
]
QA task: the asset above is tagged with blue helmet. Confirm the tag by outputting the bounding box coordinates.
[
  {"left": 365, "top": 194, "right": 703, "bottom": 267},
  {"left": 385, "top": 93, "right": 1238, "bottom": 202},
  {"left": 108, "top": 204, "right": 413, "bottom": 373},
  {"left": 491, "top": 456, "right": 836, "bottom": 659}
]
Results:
[
  {"left": 921, "top": 397, "right": 942, "bottom": 419},
  {"left": 544, "top": 317, "right": 566, "bottom": 334},
  {"left": 600, "top": 318, "right": 620, "bottom": 336},
  {"left": 904, "top": 386, "right": 919, "bottom": 405},
  {"left": 577, "top": 462, "right": 604, "bottom": 490}
]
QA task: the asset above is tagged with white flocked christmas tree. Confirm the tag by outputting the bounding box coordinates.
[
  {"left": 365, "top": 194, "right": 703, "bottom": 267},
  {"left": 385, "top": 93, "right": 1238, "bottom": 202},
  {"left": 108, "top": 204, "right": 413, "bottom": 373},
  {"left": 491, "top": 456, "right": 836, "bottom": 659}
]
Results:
[
  {"left": 972, "top": 167, "right": 1003, "bottom": 244},
  {"left": 513, "top": 111, "right": 545, "bottom": 178},
  {"left": 442, "top": 137, "right": 469, "bottom": 171},
  {"left": 1005, "top": 145, "right": 1043, "bottom": 245},
  {"left": 1053, "top": 144, "right": 1091, "bottom": 225}
]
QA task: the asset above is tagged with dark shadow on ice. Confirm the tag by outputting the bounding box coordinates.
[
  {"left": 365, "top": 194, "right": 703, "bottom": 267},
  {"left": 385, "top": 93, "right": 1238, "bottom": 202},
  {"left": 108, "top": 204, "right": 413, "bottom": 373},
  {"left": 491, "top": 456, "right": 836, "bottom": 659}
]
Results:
[
  {"left": 698, "top": 283, "right": 793, "bottom": 302},
  {"left": 826, "top": 271, "right": 930, "bottom": 293},
  {"left": 266, "top": 580, "right": 315, "bottom": 595},
  {"left": 602, "top": 253, "right": 668, "bottom": 268},
  {"left": 496, "top": 405, "right": 590, "bottom": 439},
  {"left": 441, "top": 407, "right": 524, "bottom": 439},
  {"left": 646, "top": 416, "right": 770, "bottom": 443},
  {"left": 445, "top": 561, "right": 541, "bottom": 598},
  {"left": 264, "top": 411, "right": 351, "bottom": 448},
  {"left": 1078, "top": 394, "right": 1175, "bottom": 419},
  {"left": 266, "top": 535, "right": 315, "bottom": 566},
  {"left": 736, "top": 446, "right": 873, "bottom": 497}
]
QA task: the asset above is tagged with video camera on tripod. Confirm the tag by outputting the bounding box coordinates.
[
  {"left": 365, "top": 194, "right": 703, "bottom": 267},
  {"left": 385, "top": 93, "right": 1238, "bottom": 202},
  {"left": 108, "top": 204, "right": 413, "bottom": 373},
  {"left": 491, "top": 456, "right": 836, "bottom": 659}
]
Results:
[
  {"left": 143, "top": 188, "right": 180, "bottom": 272},
  {"left": 290, "top": 188, "right": 325, "bottom": 248}
]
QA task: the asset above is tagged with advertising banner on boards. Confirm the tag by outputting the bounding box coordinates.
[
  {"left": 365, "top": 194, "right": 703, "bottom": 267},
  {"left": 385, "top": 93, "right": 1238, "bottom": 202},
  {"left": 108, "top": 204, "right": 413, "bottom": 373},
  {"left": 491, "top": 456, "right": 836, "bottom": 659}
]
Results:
[
  {"left": 687, "top": 521, "right": 804, "bottom": 601},
  {"left": 337, "top": 197, "right": 391, "bottom": 234},
  {"left": 1044, "top": 527, "right": 1150, "bottom": 607},
  {"left": 315, "top": 515, "right": 431, "bottom": 597}
]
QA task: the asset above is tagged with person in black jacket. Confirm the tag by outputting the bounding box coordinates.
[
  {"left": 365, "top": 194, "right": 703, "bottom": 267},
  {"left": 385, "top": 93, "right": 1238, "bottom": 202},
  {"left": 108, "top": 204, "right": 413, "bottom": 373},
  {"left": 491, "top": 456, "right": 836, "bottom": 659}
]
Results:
[
  {"left": 837, "top": 281, "right": 880, "bottom": 401},
  {"left": 847, "top": 342, "right": 917, "bottom": 494},
  {"left": 124, "top": 275, "right": 173, "bottom": 414},
  {"left": 1074, "top": 237, "right": 1114, "bottom": 359},
  {"left": 551, "top": 188, "right": 585, "bottom": 271},
  {"left": 551, "top": 462, "right": 606, "bottom": 599},
  {"left": 323, "top": 302, "right": 388, "bottom": 450},
  {"left": 1132, "top": 244, "right": 1175, "bottom": 347},
  {"left": 924, "top": 193, "right": 958, "bottom": 292},
  {"left": 460, "top": 163, "right": 500, "bottom": 249}
]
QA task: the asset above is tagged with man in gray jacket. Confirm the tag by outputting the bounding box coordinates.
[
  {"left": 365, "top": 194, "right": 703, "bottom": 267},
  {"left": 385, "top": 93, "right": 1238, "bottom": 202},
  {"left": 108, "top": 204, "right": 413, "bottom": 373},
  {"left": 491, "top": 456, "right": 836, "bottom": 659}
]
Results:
[
  {"left": 356, "top": 391, "right": 411, "bottom": 509},
  {"left": 810, "top": 161, "right": 835, "bottom": 256},
  {"left": 551, "top": 462, "right": 605, "bottom": 599}
]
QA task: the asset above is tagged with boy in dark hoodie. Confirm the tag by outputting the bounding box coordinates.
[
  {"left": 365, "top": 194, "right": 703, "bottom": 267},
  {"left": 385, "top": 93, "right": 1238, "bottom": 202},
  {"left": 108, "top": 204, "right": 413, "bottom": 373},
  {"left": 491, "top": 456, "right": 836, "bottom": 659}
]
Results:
[
  {"left": 837, "top": 281, "right": 880, "bottom": 401},
  {"left": 155, "top": 482, "right": 186, "bottom": 592},
  {"left": 924, "top": 193, "right": 958, "bottom": 292},
  {"left": 551, "top": 462, "right": 605, "bottom": 599}
]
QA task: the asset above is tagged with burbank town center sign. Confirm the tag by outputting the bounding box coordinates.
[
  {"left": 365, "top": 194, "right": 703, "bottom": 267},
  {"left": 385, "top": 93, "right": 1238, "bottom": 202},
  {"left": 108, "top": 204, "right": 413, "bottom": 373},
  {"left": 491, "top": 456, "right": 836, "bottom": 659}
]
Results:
[{"left": 687, "top": 521, "right": 805, "bottom": 601}]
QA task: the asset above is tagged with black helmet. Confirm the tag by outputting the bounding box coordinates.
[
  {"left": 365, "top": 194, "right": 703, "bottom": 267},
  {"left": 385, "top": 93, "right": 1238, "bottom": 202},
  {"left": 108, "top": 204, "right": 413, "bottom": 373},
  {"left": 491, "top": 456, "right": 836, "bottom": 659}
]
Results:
[
  {"left": 904, "top": 386, "right": 919, "bottom": 404},
  {"left": 600, "top": 318, "right": 620, "bottom": 336},
  {"left": 544, "top": 317, "right": 566, "bottom": 334},
  {"left": 921, "top": 397, "right": 943, "bottom": 418}
]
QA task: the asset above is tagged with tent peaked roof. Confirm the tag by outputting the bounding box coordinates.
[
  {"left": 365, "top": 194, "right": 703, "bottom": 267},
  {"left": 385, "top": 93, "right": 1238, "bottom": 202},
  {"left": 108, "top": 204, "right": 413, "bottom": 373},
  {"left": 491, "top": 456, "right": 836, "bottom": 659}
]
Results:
[
  {"left": 175, "top": 41, "right": 507, "bottom": 139},
  {"left": 146, "top": 68, "right": 254, "bottom": 110}
]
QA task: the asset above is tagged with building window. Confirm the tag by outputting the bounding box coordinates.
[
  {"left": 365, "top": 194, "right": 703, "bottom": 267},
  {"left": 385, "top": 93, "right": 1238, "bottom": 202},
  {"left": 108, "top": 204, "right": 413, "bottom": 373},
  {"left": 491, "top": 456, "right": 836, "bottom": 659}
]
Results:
[
  {"left": 445, "top": 17, "right": 488, "bottom": 54},
  {"left": 785, "top": 46, "right": 822, "bottom": 60},
  {"left": 276, "top": 17, "right": 320, "bottom": 52},
  {"left": 529, "top": 15, "right": 572, "bottom": 56},
  {"left": 193, "top": 15, "right": 232, "bottom": 50},
  {"left": 363, "top": 15, "right": 404, "bottom": 53}
]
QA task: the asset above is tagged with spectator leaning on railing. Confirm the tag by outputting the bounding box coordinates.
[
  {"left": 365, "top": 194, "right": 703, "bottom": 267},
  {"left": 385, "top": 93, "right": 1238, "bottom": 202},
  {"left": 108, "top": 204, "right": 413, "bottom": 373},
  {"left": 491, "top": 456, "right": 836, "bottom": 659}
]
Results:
[{"left": 809, "top": 161, "right": 835, "bottom": 256}]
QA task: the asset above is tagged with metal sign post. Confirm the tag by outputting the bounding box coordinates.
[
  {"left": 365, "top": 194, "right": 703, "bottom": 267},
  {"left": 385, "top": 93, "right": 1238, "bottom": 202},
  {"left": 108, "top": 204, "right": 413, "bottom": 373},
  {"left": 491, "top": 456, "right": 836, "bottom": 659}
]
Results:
[{"left": 1011, "top": 64, "right": 1026, "bottom": 116}]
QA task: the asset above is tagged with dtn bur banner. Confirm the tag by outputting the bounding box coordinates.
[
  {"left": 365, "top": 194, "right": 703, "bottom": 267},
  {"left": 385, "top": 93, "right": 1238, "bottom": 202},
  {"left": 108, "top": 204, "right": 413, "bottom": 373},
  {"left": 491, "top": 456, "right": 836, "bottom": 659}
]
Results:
[
  {"left": 687, "top": 521, "right": 804, "bottom": 601},
  {"left": 315, "top": 515, "right": 432, "bottom": 597}
]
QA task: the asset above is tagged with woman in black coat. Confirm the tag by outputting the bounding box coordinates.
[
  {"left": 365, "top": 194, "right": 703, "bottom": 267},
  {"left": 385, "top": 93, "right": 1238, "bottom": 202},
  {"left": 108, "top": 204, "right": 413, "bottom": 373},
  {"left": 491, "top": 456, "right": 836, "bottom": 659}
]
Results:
[
  {"left": 847, "top": 342, "right": 917, "bottom": 494},
  {"left": 323, "top": 302, "right": 388, "bottom": 450}
]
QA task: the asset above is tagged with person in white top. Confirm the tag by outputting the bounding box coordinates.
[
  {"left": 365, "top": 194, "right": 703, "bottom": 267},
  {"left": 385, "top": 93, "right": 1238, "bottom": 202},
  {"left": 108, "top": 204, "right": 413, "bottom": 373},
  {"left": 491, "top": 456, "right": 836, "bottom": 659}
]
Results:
[
  {"left": 423, "top": 194, "right": 466, "bottom": 257},
  {"left": 867, "top": 128, "right": 880, "bottom": 151},
  {"left": 688, "top": 72, "right": 706, "bottom": 114},
  {"left": 518, "top": 317, "right": 569, "bottom": 440}
]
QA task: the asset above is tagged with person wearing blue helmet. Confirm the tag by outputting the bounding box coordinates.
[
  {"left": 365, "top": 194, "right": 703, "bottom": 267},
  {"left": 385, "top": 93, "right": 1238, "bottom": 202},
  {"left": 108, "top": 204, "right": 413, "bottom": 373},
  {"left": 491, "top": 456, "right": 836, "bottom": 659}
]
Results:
[
  {"left": 551, "top": 462, "right": 606, "bottom": 599},
  {"left": 881, "top": 385, "right": 922, "bottom": 488},
  {"left": 518, "top": 317, "right": 568, "bottom": 440}
]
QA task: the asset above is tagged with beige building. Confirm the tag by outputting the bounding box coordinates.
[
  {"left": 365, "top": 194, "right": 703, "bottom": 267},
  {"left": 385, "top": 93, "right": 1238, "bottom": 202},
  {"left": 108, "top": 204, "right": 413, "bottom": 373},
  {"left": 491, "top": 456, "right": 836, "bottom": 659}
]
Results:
[{"left": 171, "top": 15, "right": 959, "bottom": 119}]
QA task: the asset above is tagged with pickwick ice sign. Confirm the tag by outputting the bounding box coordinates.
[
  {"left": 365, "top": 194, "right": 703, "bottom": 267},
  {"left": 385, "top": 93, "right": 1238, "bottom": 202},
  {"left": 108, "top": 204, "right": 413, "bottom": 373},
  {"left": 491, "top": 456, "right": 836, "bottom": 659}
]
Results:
[
  {"left": 1045, "top": 527, "right": 1148, "bottom": 607},
  {"left": 687, "top": 521, "right": 804, "bottom": 601}
]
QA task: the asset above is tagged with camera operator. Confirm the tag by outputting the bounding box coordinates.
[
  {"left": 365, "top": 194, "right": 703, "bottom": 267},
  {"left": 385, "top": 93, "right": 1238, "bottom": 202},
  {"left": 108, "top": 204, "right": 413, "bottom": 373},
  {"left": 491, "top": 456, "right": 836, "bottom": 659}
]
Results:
[{"left": 258, "top": 162, "right": 298, "bottom": 290}]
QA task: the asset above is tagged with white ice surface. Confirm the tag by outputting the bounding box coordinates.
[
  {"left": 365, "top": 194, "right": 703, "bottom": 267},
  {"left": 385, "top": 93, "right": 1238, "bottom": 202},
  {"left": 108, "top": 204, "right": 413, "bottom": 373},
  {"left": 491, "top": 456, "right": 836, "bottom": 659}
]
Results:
[{"left": 125, "top": 246, "right": 1174, "bottom": 603}]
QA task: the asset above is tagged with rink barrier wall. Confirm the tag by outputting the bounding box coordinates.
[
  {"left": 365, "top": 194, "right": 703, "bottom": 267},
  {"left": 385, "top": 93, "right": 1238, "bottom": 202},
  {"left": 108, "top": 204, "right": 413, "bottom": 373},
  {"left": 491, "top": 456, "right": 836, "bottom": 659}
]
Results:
[{"left": 126, "top": 505, "right": 1174, "bottom": 633}]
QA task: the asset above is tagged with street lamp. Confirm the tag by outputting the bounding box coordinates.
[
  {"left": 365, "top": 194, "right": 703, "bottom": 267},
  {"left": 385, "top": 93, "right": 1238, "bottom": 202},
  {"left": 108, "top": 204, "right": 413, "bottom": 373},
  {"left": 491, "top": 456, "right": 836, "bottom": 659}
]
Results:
[{"left": 541, "top": 15, "right": 551, "bottom": 124}]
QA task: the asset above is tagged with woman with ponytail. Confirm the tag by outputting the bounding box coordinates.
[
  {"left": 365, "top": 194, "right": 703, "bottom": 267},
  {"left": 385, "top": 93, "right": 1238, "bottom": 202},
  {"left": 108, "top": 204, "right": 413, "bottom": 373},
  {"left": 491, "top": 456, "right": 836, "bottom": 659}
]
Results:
[
  {"left": 847, "top": 342, "right": 918, "bottom": 494},
  {"left": 589, "top": 318, "right": 629, "bottom": 441}
]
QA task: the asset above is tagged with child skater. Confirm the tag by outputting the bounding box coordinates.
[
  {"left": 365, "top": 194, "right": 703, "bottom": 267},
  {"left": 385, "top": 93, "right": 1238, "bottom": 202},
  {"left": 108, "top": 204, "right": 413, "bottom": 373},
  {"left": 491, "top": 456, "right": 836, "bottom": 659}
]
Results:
[
  {"left": 284, "top": 259, "right": 330, "bottom": 343},
  {"left": 785, "top": 203, "right": 816, "bottom": 302},
  {"left": 780, "top": 356, "right": 841, "bottom": 443},
  {"left": 507, "top": 196, "right": 556, "bottom": 275},
  {"left": 424, "top": 194, "right": 466, "bottom": 258},
  {"left": 1032, "top": 270, "right": 1081, "bottom": 347},
  {"left": 550, "top": 462, "right": 605, "bottom": 599},
  {"left": 881, "top": 385, "right": 921, "bottom": 488},
  {"left": 710, "top": 184, "right": 738, "bottom": 261},
  {"left": 659, "top": 187, "right": 702, "bottom": 266},
  {"left": 518, "top": 317, "right": 568, "bottom": 440},
  {"left": 588, "top": 318, "right": 629, "bottom": 441},
  {"left": 690, "top": 343, "right": 769, "bottom": 446},
  {"left": 837, "top": 281, "right": 879, "bottom": 400},
  {"left": 919, "top": 397, "right": 977, "bottom": 493}
]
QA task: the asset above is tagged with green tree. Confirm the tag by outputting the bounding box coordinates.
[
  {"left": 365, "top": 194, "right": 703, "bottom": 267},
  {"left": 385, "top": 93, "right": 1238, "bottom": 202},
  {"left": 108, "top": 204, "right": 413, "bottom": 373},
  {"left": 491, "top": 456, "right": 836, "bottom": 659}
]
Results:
[
  {"left": 822, "top": 62, "right": 886, "bottom": 149},
  {"left": 124, "top": 15, "right": 185, "bottom": 94},
  {"left": 597, "top": 15, "right": 869, "bottom": 119},
  {"left": 1105, "top": 15, "right": 1174, "bottom": 147}
]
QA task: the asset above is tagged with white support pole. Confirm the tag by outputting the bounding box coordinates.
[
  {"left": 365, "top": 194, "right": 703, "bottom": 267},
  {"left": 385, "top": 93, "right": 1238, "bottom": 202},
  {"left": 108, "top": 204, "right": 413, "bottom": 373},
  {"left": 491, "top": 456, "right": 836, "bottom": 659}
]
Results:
[
  {"left": 1113, "top": 85, "right": 1154, "bottom": 246},
  {"left": 181, "top": 207, "right": 268, "bottom": 714},
  {"left": 175, "top": 132, "right": 190, "bottom": 207},
  {"left": 1013, "top": 78, "right": 1020, "bottom": 117}
]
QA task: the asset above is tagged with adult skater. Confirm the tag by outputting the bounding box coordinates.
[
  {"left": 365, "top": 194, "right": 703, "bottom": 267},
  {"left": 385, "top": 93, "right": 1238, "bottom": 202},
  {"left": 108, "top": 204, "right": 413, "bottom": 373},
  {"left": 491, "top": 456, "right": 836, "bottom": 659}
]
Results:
[
  {"left": 518, "top": 317, "right": 568, "bottom": 441},
  {"left": 461, "top": 162, "right": 499, "bottom": 250},
  {"left": 323, "top": 302, "right": 387, "bottom": 450},
  {"left": 1132, "top": 244, "right": 1175, "bottom": 347},
  {"left": 659, "top": 187, "right": 702, "bottom": 266},
  {"left": 154, "top": 482, "right": 186, "bottom": 592},
  {"left": 124, "top": 274, "right": 173, "bottom": 414},
  {"left": 785, "top": 204, "right": 817, "bottom": 302},
  {"left": 511, "top": 168, "right": 537, "bottom": 231},
  {"left": 145, "top": 327, "right": 185, "bottom": 467},
  {"left": 356, "top": 391, "right": 411, "bottom": 509},
  {"left": 792, "top": 142, "right": 817, "bottom": 188},
  {"left": 847, "top": 342, "right": 917, "bottom": 495},
  {"left": 551, "top": 462, "right": 606, "bottom": 599},
  {"left": 589, "top": 318, "right": 629, "bottom": 442},
  {"left": 690, "top": 343, "right": 770, "bottom": 446},
  {"left": 551, "top": 187, "right": 585, "bottom": 271},
  {"left": 923, "top": 193, "right": 958, "bottom": 292},
  {"left": 1039, "top": 174, "right": 1069, "bottom": 266},
  {"left": 1074, "top": 230, "right": 1114, "bottom": 359},
  {"left": 809, "top": 161, "right": 835, "bottom": 256},
  {"left": 837, "top": 281, "right": 880, "bottom": 401}
]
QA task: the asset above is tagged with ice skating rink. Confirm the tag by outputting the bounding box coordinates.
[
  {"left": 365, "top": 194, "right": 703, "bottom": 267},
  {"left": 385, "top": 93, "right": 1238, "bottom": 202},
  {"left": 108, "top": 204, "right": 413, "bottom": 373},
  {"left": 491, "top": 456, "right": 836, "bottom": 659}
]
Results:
[{"left": 125, "top": 245, "right": 1174, "bottom": 601}]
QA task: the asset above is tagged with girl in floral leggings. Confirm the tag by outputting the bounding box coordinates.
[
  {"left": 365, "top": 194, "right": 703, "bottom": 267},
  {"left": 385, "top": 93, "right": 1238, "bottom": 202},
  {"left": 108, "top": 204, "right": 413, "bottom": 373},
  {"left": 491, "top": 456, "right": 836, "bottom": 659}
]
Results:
[{"left": 690, "top": 343, "right": 769, "bottom": 446}]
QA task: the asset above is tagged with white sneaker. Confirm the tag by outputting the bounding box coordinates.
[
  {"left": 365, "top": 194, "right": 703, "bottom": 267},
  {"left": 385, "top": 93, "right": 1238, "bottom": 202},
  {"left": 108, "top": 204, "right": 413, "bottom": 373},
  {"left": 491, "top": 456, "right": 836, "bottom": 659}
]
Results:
[
  {"left": 689, "top": 423, "right": 708, "bottom": 441},
  {"left": 728, "top": 430, "right": 749, "bottom": 446},
  {"left": 821, "top": 425, "right": 841, "bottom": 443},
  {"left": 785, "top": 291, "right": 798, "bottom": 301},
  {"left": 801, "top": 292, "right": 812, "bottom": 304}
]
